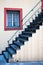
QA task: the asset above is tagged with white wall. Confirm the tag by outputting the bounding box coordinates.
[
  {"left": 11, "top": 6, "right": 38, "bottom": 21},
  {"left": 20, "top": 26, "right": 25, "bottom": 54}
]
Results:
[{"left": 12, "top": 25, "right": 43, "bottom": 62}]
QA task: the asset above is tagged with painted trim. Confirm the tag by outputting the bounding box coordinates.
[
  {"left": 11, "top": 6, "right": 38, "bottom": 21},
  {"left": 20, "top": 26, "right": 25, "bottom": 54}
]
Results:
[
  {"left": 4, "top": 8, "right": 22, "bottom": 31},
  {"left": 41, "top": 0, "right": 43, "bottom": 11}
]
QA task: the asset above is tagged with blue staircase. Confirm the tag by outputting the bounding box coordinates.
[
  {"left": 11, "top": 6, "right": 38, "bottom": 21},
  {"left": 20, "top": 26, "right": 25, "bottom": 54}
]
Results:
[{"left": 0, "top": 1, "right": 43, "bottom": 63}]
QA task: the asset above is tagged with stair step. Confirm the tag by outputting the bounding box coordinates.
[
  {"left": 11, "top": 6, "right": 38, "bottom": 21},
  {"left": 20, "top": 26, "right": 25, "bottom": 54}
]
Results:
[
  {"left": 37, "top": 21, "right": 42, "bottom": 25},
  {"left": 19, "top": 34, "right": 29, "bottom": 40},
  {"left": 10, "top": 44, "right": 20, "bottom": 50},
  {"left": 38, "top": 12, "right": 43, "bottom": 19},
  {"left": 22, "top": 31, "right": 32, "bottom": 36},
  {"left": 6, "top": 47, "right": 16, "bottom": 56},
  {"left": 19, "top": 34, "right": 28, "bottom": 40},
  {"left": 16, "top": 37, "right": 27, "bottom": 42},
  {"left": 0, "top": 55, "right": 6, "bottom": 63},
  {"left": 13, "top": 41, "right": 24, "bottom": 46},
  {"left": 19, "top": 34, "right": 29, "bottom": 37},
  {"left": 27, "top": 25, "right": 38, "bottom": 29},
  {"left": 41, "top": 12, "right": 43, "bottom": 18},
  {"left": 35, "top": 17, "right": 40, "bottom": 22},
  {"left": 2, "top": 51, "right": 11, "bottom": 62},
  {"left": 41, "top": 18, "right": 43, "bottom": 22},
  {"left": 16, "top": 37, "right": 27, "bottom": 43},
  {"left": 25, "top": 28, "right": 36, "bottom": 32},
  {"left": 38, "top": 14, "right": 42, "bottom": 20},
  {"left": 30, "top": 22, "right": 39, "bottom": 29},
  {"left": 30, "top": 21, "right": 39, "bottom": 25},
  {"left": 27, "top": 25, "right": 35, "bottom": 28},
  {"left": 19, "top": 34, "right": 32, "bottom": 39}
]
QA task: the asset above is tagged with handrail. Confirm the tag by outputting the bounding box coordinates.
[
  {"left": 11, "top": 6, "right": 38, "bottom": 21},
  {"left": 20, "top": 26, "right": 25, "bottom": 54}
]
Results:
[
  {"left": 22, "top": 0, "right": 41, "bottom": 21},
  {"left": 7, "top": 0, "right": 41, "bottom": 43},
  {"left": 23, "top": 7, "right": 41, "bottom": 25}
]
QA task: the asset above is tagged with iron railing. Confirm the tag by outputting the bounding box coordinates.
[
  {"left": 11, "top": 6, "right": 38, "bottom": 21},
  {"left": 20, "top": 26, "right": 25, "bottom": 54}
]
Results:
[{"left": 7, "top": 0, "right": 41, "bottom": 44}]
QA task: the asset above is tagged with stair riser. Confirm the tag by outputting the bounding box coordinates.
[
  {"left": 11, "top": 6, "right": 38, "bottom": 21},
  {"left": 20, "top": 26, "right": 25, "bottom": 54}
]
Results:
[
  {"left": 15, "top": 38, "right": 25, "bottom": 44},
  {"left": 35, "top": 26, "right": 39, "bottom": 29},
  {"left": 27, "top": 22, "right": 42, "bottom": 28},
  {"left": 30, "top": 24, "right": 39, "bottom": 29},
  {"left": 38, "top": 14, "right": 42, "bottom": 18},
  {"left": 2, "top": 52, "right": 8, "bottom": 62},
  {"left": 12, "top": 41, "right": 20, "bottom": 47},
  {"left": 12, "top": 40, "right": 24, "bottom": 46},
  {"left": 39, "top": 22, "right": 42, "bottom": 25},
  {"left": 19, "top": 39, "right": 28, "bottom": 44},
  {"left": 25, "top": 29, "right": 36, "bottom": 33},
  {"left": 30, "top": 21, "right": 40, "bottom": 25},
  {"left": 22, "top": 33, "right": 32, "bottom": 37},
  {"left": 35, "top": 18, "right": 40, "bottom": 22},
  {"left": 18, "top": 40, "right": 25, "bottom": 44},
  {"left": 19, "top": 35, "right": 28, "bottom": 40},
  {"left": 9, "top": 45, "right": 17, "bottom": 51},
  {"left": 6, "top": 49, "right": 12, "bottom": 57},
  {"left": 27, "top": 25, "right": 35, "bottom": 28},
  {"left": 9, "top": 45, "right": 20, "bottom": 51},
  {"left": 6, "top": 48, "right": 16, "bottom": 57}
]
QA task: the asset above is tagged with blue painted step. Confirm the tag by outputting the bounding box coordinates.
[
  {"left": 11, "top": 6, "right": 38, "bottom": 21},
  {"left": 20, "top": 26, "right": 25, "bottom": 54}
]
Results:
[
  {"left": 30, "top": 21, "right": 39, "bottom": 25},
  {"left": 27, "top": 24, "right": 38, "bottom": 30},
  {"left": 22, "top": 32, "right": 32, "bottom": 37},
  {"left": 35, "top": 17, "right": 40, "bottom": 22},
  {"left": 2, "top": 51, "right": 11, "bottom": 62},
  {"left": 9, "top": 44, "right": 20, "bottom": 50},
  {"left": 13, "top": 41, "right": 24, "bottom": 46},
  {"left": 41, "top": 18, "right": 43, "bottom": 22},
  {"left": 25, "top": 27, "right": 36, "bottom": 32},
  {"left": 41, "top": 12, "right": 43, "bottom": 18},
  {"left": 30, "top": 22, "right": 42, "bottom": 29},
  {"left": 0, "top": 55, "right": 6, "bottom": 63},
  {"left": 19, "top": 34, "right": 28, "bottom": 40},
  {"left": 27, "top": 25, "right": 35, "bottom": 28},
  {"left": 19, "top": 34, "right": 32, "bottom": 40},
  {"left": 38, "top": 14, "right": 42, "bottom": 20},
  {"left": 6, "top": 47, "right": 16, "bottom": 56},
  {"left": 27, "top": 20, "right": 42, "bottom": 29},
  {"left": 29, "top": 24, "right": 39, "bottom": 29},
  {"left": 19, "top": 34, "right": 31, "bottom": 37},
  {"left": 16, "top": 37, "right": 28, "bottom": 43}
]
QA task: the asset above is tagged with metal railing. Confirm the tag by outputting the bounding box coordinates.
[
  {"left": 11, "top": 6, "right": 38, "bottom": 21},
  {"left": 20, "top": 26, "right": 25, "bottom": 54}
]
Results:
[{"left": 7, "top": 0, "right": 41, "bottom": 44}]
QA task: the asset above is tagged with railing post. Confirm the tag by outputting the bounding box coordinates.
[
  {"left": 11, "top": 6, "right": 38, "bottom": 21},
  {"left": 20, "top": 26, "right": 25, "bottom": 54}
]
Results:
[
  {"left": 8, "top": 41, "right": 9, "bottom": 46},
  {"left": 41, "top": 0, "right": 43, "bottom": 12}
]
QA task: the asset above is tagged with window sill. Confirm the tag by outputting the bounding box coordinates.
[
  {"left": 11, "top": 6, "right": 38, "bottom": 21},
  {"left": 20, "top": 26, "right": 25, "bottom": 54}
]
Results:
[{"left": 4, "top": 27, "right": 22, "bottom": 31}]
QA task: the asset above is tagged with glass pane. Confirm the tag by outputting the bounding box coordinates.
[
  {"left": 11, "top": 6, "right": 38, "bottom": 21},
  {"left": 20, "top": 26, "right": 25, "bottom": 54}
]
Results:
[
  {"left": 13, "top": 12, "right": 19, "bottom": 27},
  {"left": 6, "top": 11, "right": 20, "bottom": 28},
  {"left": 6, "top": 11, "right": 12, "bottom": 27},
  {"left": 8, "top": 22, "right": 12, "bottom": 27}
]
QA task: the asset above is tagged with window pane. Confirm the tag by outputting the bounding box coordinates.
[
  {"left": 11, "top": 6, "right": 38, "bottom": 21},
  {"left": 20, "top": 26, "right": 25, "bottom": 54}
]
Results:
[
  {"left": 6, "top": 11, "right": 20, "bottom": 28},
  {"left": 13, "top": 12, "right": 19, "bottom": 27},
  {"left": 8, "top": 22, "right": 12, "bottom": 27},
  {"left": 6, "top": 11, "right": 12, "bottom": 27}
]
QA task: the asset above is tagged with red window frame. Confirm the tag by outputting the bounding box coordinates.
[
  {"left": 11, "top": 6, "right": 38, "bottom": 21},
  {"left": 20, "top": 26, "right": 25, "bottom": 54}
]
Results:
[
  {"left": 41, "top": 0, "right": 43, "bottom": 11},
  {"left": 4, "top": 8, "right": 22, "bottom": 30}
]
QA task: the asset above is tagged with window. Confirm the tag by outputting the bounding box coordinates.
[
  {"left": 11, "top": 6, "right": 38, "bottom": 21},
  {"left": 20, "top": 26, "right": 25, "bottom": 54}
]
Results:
[{"left": 4, "top": 8, "right": 22, "bottom": 30}]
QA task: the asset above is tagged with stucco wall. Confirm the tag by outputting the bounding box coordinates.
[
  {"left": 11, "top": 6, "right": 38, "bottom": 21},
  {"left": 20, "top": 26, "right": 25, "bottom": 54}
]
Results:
[
  {"left": 0, "top": 0, "right": 41, "bottom": 57},
  {"left": 12, "top": 25, "right": 43, "bottom": 62}
]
